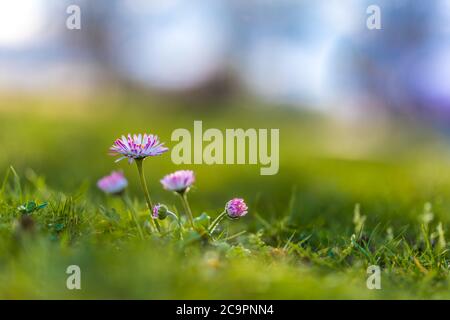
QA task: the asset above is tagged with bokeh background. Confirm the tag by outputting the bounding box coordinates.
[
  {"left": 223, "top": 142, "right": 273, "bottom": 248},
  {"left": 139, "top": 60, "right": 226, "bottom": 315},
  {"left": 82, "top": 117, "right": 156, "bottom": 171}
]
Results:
[{"left": 2, "top": 0, "right": 450, "bottom": 229}]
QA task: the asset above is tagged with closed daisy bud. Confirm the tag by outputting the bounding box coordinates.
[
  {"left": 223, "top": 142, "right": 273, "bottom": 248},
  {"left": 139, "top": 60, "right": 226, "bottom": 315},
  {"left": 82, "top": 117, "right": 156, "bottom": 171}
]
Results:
[
  {"left": 225, "top": 198, "right": 248, "bottom": 219},
  {"left": 152, "top": 203, "right": 168, "bottom": 220},
  {"left": 97, "top": 171, "right": 128, "bottom": 195},
  {"left": 208, "top": 198, "right": 248, "bottom": 235}
]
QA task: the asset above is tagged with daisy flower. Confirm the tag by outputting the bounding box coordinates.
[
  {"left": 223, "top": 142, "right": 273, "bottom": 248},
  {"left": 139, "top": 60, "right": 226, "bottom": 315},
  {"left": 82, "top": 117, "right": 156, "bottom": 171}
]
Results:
[
  {"left": 160, "top": 170, "right": 195, "bottom": 193},
  {"left": 108, "top": 133, "right": 168, "bottom": 233},
  {"left": 161, "top": 170, "right": 195, "bottom": 227},
  {"left": 97, "top": 171, "right": 128, "bottom": 195},
  {"left": 109, "top": 134, "right": 168, "bottom": 164}
]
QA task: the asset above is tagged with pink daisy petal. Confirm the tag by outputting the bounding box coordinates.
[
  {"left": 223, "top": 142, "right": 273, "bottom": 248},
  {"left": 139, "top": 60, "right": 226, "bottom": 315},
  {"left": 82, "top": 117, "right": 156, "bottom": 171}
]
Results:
[{"left": 109, "top": 133, "right": 169, "bottom": 163}]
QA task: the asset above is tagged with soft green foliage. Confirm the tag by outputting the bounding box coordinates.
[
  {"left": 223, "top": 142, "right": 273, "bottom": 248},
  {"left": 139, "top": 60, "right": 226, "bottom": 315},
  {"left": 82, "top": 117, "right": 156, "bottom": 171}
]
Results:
[{"left": 1, "top": 96, "right": 450, "bottom": 299}]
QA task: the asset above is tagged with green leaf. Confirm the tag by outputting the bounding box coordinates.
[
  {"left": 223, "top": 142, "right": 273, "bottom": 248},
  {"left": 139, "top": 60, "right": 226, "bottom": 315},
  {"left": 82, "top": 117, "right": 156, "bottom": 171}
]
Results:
[
  {"left": 194, "top": 212, "right": 211, "bottom": 229},
  {"left": 18, "top": 200, "right": 48, "bottom": 214},
  {"left": 182, "top": 230, "right": 202, "bottom": 246},
  {"left": 26, "top": 201, "right": 37, "bottom": 212},
  {"left": 36, "top": 202, "right": 48, "bottom": 210}
]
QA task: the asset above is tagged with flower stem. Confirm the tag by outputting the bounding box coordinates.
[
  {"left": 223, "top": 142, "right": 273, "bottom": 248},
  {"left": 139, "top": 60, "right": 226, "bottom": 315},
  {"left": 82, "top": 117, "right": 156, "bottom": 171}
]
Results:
[
  {"left": 179, "top": 193, "right": 195, "bottom": 228},
  {"left": 208, "top": 210, "right": 227, "bottom": 235},
  {"left": 166, "top": 210, "right": 183, "bottom": 237},
  {"left": 135, "top": 159, "right": 160, "bottom": 232},
  {"left": 122, "top": 194, "right": 144, "bottom": 239}
]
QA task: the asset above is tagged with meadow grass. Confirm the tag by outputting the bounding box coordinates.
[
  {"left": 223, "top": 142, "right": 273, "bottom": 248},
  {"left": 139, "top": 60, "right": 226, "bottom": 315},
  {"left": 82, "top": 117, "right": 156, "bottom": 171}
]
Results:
[{"left": 1, "top": 96, "right": 450, "bottom": 299}]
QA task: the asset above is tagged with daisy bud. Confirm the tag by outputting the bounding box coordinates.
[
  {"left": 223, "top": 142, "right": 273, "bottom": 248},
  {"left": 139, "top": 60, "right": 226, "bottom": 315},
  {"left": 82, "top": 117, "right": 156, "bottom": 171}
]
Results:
[
  {"left": 97, "top": 171, "right": 128, "bottom": 195},
  {"left": 208, "top": 198, "right": 248, "bottom": 235},
  {"left": 225, "top": 198, "right": 248, "bottom": 219},
  {"left": 152, "top": 203, "right": 169, "bottom": 220}
]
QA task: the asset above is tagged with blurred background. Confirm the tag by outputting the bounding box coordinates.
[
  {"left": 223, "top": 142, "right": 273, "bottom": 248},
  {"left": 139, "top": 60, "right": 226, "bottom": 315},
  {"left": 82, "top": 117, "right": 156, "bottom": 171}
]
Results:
[
  {"left": 2, "top": 0, "right": 450, "bottom": 227},
  {"left": 2, "top": 0, "right": 450, "bottom": 120}
]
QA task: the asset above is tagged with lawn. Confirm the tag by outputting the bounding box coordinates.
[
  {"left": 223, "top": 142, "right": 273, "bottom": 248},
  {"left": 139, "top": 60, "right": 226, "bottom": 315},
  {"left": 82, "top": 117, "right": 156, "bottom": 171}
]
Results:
[{"left": 1, "top": 95, "right": 450, "bottom": 299}]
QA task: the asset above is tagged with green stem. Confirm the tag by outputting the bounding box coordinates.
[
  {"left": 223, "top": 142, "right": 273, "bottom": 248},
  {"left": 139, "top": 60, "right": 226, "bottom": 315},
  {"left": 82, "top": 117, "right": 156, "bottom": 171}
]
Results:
[
  {"left": 166, "top": 210, "right": 180, "bottom": 225},
  {"left": 179, "top": 193, "right": 195, "bottom": 228},
  {"left": 135, "top": 159, "right": 160, "bottom": 232},
  {"left": 122, "top": 194, "right": 144, "bottom": 239},
  {"left": 166, "top": 210, "right": 183, "bottom": 235},
  {"left": 208, "top": 210, "right": 227, "bottom": 235}
]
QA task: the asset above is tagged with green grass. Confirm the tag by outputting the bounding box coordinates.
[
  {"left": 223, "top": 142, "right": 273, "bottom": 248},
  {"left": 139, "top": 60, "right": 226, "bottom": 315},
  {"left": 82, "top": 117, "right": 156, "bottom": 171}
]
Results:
[{"left": 1, "top": 95, "right": 450, "bottom": 299}]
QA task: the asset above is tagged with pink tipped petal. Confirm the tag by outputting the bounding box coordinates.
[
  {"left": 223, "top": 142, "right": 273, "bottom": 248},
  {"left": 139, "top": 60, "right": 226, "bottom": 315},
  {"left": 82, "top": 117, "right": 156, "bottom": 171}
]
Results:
[
  {"left": 109, "top": 133, "right": 169, "bottom": 163},
  {"left": 115, "top": 156, "right": 126, "bottom": 163},
  {"left": 225, "top": 198, "right": 248, "bottom": 218},
  {"left": 97, "top": 171, "right": 128, "bottom": 195},
  {"left": 160, "top": 170, "right": 195, "bottom": 193}
]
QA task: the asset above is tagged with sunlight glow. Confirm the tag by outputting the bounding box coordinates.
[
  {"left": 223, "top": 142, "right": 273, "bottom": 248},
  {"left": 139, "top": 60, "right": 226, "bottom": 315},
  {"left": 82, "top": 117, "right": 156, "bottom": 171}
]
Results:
[{"left": 0, "top": 0, "right": 45, "bottom": 48}]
